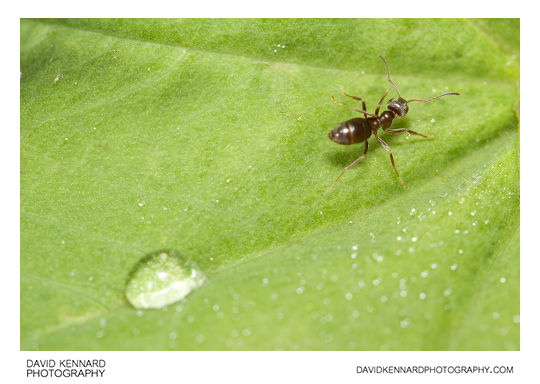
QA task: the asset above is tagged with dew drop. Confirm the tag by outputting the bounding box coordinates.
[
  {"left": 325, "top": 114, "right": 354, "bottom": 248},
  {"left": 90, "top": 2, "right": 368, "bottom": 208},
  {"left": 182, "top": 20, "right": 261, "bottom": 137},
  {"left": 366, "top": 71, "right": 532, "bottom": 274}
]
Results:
[
  {"left": 500, "top": 277, "right": 506, "bottom": 283},
  {"left": 419, "top": 292, "right": 426, "bottom": 300},
  {"left": 137, "top": 199, "right": 145, "bottom": 207},
  {"left": 125, "top": 250, "right": 205, "bottom": 309}
]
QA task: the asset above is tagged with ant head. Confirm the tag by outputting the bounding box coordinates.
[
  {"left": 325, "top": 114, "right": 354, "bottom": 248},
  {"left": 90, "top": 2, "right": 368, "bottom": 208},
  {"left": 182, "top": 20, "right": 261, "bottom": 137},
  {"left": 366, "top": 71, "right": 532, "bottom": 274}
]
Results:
[
  {"left": 379, "top": 56, "right": 460, "bottom": 118},
  {"left": 386, "top": 97, "right": 409, "bottom": 117}
]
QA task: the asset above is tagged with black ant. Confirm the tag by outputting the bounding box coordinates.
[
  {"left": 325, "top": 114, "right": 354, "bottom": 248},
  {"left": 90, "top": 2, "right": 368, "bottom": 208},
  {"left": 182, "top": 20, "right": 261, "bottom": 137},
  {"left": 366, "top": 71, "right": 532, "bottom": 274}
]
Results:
[{"left": 326, "top": 56, "right": 459, "bottom": 193}]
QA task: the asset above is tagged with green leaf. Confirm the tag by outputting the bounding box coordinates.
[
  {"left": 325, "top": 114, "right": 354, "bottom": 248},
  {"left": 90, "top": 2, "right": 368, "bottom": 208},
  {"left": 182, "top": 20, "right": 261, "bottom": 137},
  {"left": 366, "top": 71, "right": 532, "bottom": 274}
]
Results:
[{"left": 21, "top": 18, "right": 519, "bottom": 350}]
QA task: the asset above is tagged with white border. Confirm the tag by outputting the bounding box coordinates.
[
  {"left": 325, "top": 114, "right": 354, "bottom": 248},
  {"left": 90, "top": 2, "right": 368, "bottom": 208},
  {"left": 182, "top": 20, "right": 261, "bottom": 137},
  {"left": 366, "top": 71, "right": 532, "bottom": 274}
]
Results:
[{"left": 5, "top": 3, "right": 536, "bottom": 383}]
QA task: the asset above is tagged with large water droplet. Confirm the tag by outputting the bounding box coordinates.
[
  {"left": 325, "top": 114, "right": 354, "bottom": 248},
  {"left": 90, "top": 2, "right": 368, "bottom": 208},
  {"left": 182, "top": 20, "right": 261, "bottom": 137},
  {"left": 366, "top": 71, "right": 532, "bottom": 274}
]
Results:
[{"left": 125, "top": 250, "right": 205, "bottom": 309}]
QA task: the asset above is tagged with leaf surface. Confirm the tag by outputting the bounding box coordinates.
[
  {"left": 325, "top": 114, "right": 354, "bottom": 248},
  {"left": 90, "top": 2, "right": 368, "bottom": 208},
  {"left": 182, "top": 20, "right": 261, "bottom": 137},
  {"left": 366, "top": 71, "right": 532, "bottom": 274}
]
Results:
[{"left": 20, "top": 18, "right": 519, "bottom": 350}]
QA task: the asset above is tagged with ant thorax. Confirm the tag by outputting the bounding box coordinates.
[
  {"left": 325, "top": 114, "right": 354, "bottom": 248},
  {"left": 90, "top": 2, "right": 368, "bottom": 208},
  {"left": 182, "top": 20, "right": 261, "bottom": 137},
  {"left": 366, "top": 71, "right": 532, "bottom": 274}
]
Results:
[{"left": 379, "top": 111, "right": 395, "bottom": 129}]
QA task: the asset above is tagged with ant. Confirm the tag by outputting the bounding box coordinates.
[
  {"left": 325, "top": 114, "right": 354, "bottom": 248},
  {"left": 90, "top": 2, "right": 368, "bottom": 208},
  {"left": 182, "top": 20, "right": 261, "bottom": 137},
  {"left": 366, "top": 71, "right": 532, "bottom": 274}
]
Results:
[{"left": 326, "top": 56, "right": 459, "bottom": 193}]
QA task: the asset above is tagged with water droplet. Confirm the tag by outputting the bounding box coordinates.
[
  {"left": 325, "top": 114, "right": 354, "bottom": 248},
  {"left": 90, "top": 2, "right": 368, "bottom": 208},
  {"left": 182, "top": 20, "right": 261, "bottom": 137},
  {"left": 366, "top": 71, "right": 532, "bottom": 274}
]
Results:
[
  {"left": 262, "top": 277, "right": 269, "bottom": 286},
  {"left": 443, "top": 288, "right": 452, "bottom": 297},
  {"left": 513, "top": 315, "right": 520, "bottom": 323},
  {"left": 380, "top": 296, "right": 388, "bottom": 303},
  {"left": 195, "top": 334, "right": 205, "bottom": 343},
  {"left": 500, "top": 277, "right": 506, "bottom": 283},
  {"left": 137, "top": 199, "right": 145, "bottom": 207},
  {"left": 458, "top": 249, "right": 463, "bottom": 254},
  {"left": 431, "top": 263, "right": 437, "bottom": 269},
  {"left": 448, "top": 211, "right": 452, "bottom": 216},
  {"left": 410, "top": 208, "right": 416, "bottom": 215},
  {"left": 430, "top": 118, "right": 436, "bottom": 123},
  {"left": 420, "top": 270, "right": 428, "bottom": 278},
  {"left": 396, "top": 236, "right": 402, "bottom": 241},
  {"left": 400, "top": 290, "right": 407, "bottom": 297},
  {"left": 419, "top": 292, "right": 426, "bottom": 300},
  {"left": 492, "top": 312, "right": 500, "bottom": 320},
  {"left": 296, "top": 287, "right": 304, "bottom": 295},
  {"left": 351, "top": 252, "right": 357, "bottom": 259},
  {"left": 450, "top": 264, "right": 458, "bottom": 271},
  {"left": 352, "top": 245, "right": 358, "bottom": 251},
  {"left": 226, "top": 177, "right": 232, "bottom": 183},
  {"left": 169, "top": 332, "right": 177, "bottom": 340},
  {"left": 345, "top": 292, "right": 353, "bottom": 300},
  {"left": 125, "top": 250, "right": 205, "bottom": 309},
  {"left": 400, "top": 319, "right": 409, "bottom": 328},
  {"left": 212, "top": 304, "right": 220, "bottom": 312},
  {"left": 411, "top": 236, "right": 418, "bottom": 242},
  {"left": 372, "top": 279, "right": 381, "bottom": 286}
]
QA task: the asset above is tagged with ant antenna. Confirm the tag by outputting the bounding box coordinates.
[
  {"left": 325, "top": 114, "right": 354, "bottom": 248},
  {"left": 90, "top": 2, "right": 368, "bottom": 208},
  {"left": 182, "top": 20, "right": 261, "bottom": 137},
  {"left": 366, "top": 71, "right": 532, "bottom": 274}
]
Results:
[
  {"left": 379, "top": 56, "right": 401, "bottom": 98},
  {"left": 407, "top": 92, "right": 460, "bottom": 103}
]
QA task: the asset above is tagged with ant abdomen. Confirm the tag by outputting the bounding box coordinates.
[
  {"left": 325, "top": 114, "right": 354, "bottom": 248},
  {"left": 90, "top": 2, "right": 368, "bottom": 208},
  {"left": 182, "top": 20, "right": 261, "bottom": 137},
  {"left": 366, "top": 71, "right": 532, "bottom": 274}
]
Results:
[{"left": 327, "top": 118, "right": 372, "bottom": 145}]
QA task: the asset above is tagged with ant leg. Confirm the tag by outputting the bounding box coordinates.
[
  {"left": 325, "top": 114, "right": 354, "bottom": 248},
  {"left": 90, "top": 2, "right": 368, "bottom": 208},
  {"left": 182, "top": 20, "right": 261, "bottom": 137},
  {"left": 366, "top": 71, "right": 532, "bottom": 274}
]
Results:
[
  {"left": 331, "top": 96, "right": 377, "bottom": 117},
  {"left": 340, "top": 87, "right": 368, "bottom": 118},
  {"left": 374, "top": 89, "right": 389, "bottom": 115},
  {"left": 383, "top": 128, "right": 434, "bottom": 139},
  {"left": 373, "top": 132, "right": 406, "bottom": 187},
  {"left": 327, "top": 141, "right": 369, "bottom": 194}
]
